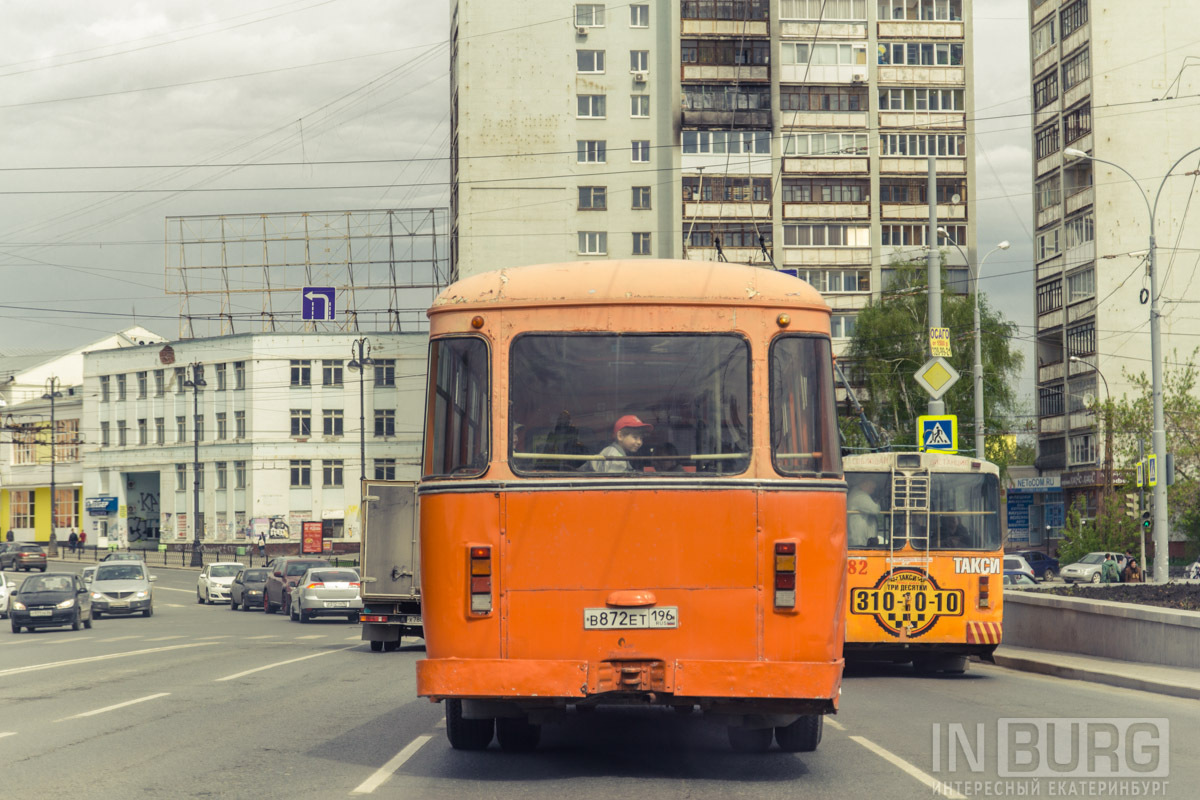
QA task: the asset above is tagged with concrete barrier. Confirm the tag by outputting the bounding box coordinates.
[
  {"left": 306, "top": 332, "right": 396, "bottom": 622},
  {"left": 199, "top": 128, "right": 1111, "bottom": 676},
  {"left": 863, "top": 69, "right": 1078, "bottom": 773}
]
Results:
[{"left": 1003, "top": 589, "right": 1200, "bottom": 670}]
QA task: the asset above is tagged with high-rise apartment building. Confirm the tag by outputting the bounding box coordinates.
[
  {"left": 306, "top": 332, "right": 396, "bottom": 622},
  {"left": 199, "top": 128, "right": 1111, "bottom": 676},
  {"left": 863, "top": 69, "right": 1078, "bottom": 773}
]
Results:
[
  {"left": 1028, "top": 0, "right": 1200, "bottom": 532},
  {"left": 451, "top": 1, "right": 975, "bottom": 347}
]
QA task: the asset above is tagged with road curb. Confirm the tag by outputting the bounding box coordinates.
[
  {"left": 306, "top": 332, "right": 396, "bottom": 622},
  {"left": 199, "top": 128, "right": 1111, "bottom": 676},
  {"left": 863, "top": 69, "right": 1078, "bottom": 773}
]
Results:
[{"left": 993, "top": 651, "right": 1200, "bottom": 701}]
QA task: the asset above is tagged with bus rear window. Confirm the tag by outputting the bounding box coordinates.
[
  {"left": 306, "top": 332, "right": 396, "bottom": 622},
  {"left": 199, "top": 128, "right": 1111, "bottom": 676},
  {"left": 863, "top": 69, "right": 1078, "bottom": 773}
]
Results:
[
  {"left": 509, "top": 334, "right": 750, "bottom": 476},
  {"left": 769, "top": 335, "right": 840, "bottom": 477},
  {"left": 425, "top": 337, "right": 490, "bottom": 477}
]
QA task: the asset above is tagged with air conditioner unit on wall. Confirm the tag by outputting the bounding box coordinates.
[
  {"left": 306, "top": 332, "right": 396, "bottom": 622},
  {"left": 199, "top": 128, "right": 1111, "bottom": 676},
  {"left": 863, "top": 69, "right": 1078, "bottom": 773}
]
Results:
[
  {"left": 633, "top": 71, "right": 648, "bottom": 83},
  {"left": 576, "top": 25, "right": 588, "bottom": 36},
  {"left": 851, "top": 72, "right": 867, "bottom": 83}
]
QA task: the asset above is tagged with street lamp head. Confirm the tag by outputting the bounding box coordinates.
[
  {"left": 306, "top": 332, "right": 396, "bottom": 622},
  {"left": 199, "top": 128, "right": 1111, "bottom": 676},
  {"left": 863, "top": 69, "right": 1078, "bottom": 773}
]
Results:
[
  {"left": 1064, "top": 147, "right": 1089, "bottom": 160},
  {"left": 998, "top": 241, "right": 1011, "bottom": 250}
]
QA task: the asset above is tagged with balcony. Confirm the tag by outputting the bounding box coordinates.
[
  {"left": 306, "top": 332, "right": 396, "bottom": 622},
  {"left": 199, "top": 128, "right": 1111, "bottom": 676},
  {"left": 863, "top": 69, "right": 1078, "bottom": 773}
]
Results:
[
  {"left": 784, "top": 203, "right": 869, "bottom": 220},
  {"left": 1035, "top": 102, "right": 1059, "bottom": 130},
  {"left": 1067, "top": 297, "right": 1096, "bottom": 324},
  {"left": 783, "top": 155, "right": 869, "bottom": 174},
  {"left": 782, "top": 111, "right": 868, "bottom": 128},
  {"left": 681, "top": 19, "right": 769, "bottom": 36},
  {"left": 1038, "top": 308, "right": 1063, "bottom": 331},
  {"left": 880, "top": 157, "right": 965, "bottom": 175},
  {"left": 1037, "top": 204, "right": 1063, "bottom": 229},
  {"left": 685, "top": 246, "right": 765, "bottom": 263},
  {"left": 1036, "top": 150, "right": 1061, "bottom": 178},
  {"left": 781, "top": 21, "right": 866, "bottom": 38},
  {"left": 1039, "top": 414, "right": 1065, "bottom": 434},
  {"left": 877, "top": 21, "right": 964, "bottom": 39},
  {"left": 781, "top": 247, "right": 872, "bottom": 267},
  {"left": 1062, "top": 26, "right": 1090, "bottom": 57},
  {"left": 779, "top": 64, "right": 867, "bottom": 85},
  {"left": 1063, "top": 79, "right": 1090, "bottom": 109},
  {"left": 880, "top": 202, "right": 966, "bottom": 221},
  {"left": 1036, "top": 254, "right": 1064, "bottom": 282},
  {"left": 876, "top": 66, "right": 964, "bottom": 86},
  {"left": 682, "top": 109, "right": 771, "bottom": 128},
  {"left": 1039, "top": 361, "right": 1065, "bottom": 383},
  {"left": 1033, "top": 48, "right": 1058, "bottom": 79},
  {"left": 878, "top": 111, "right": 964, "bottom": 131},
  {"left": 1065, "top": 185, "right": 1094, "bottom": 215},
  {"left": 682, "top": 65, "right": 770, "bottom": 82},
  {"left": 1070, "top": 410, "right": 1096, "bottom": 431},
  {"left": 682, "top": 202, "right": 771, "bottom": 218},
  {"left": 1033, "top": 0, "right": 1059, "bottom": 25}
]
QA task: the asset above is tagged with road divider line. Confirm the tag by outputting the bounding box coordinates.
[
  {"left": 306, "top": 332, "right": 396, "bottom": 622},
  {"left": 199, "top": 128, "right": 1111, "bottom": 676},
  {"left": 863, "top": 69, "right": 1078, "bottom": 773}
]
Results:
[
  {"left": 0, "top": 643, "right": 219, "bottom": 678},
  {"left": 352, "top": 735, "right": 432, "bottom": 794},
  {"left": 244, "top": 635, "right": 278, "bottom": 640},
  {"left": 294, "top": 635, "right": 325, "bottom": 640},
  {"left": 197, "top": 635, "right": 232, "bottom": 639},
  {"left": 849, "top": 735, "right": 966, "bottom": 800},
  {"left": 98, "top": 636, "right": 142, "bottom": 643},
  {"left": 826, "top": 718, "right": 845, "bottom": 731},
  {"left": 153, "top": 587, "right": 194, "bottom": 593},
  {"left": 0, "top": 732, "right": 15, "bottom": 739},
  {"left": 214, "top": 645, "right": 356, "bottom": 682},
  {"left": 57, "top": 692, "right": 170, "bottom": 722},
  {"left": 145, "top": 635, "right": 185, "bottom": 641}
]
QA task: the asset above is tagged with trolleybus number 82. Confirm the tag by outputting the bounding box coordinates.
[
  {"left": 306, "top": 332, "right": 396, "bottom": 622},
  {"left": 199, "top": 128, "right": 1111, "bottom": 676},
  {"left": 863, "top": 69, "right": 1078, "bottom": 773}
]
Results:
[{"left": 583, "top": 607, "right": 680, "bottom": 630}]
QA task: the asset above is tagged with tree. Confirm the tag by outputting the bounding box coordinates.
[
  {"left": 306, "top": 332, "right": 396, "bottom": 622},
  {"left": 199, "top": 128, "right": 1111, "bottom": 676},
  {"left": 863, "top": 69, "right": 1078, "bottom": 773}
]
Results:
[
  {"left": 1055, "top": 489, "right": 1140, "bottom": 567},
  {"left": 845, "top": 259, "right": 1025, "bottom": 456}
]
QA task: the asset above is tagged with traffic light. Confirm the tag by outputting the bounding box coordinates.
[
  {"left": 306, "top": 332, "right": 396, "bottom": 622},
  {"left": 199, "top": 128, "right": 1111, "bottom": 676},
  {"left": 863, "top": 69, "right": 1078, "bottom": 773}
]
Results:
[
  {"left": 1125, "top": 493, "right": 1138, "bottom": 519},
  {"left": 1141, "top": 510, "right": 1152, "bottom": 532}
]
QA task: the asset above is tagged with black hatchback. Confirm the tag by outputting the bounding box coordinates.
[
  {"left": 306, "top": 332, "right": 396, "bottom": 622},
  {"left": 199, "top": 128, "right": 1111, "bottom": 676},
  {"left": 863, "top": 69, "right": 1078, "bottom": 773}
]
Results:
[
  {"left": 10, "top": 572, "right": 93, "bottom": 633},
  {"left": 230, "top": 568, "right": 270, "bottom": 611}
]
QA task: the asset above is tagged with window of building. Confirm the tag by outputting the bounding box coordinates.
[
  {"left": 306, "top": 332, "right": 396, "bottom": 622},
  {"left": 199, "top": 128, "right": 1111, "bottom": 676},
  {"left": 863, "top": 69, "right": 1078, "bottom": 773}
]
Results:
[
  {"left": 632, "top": 186, "right": 651, "bottom": 209},
  {"left": 630, "top": 3, "right": 649, "bottom": 26},
  {"left": 324, "top": 409, "right": 344, "bottom": 436},
  {"left": 10, "top": 490, "right": 34, "bottom": 528},
  {"left": 322, "top": 360, "right": 343, "bottom": 387},
  {"left": 290, "top": 460, "right": 311, "bottom": 488},
  {"left": 794, "top": 269, "right": 870, "bottom": 293},
  {"left": 1067, "top": 268, "right": 1095, "bottom": 303},
  {"left": 216, "top": 412, "right": 227, "bottom": 440},
  {"left": 577, "top": 94, "right": 606, "bottom": 118},
  {"left": 879, "top": 133, "right": 965, "bottom": 157},
  {"left": 877, "top": 0, "right": 961, "bottom": 21},
  {"left": 681, "top": 129, "right": 770, "bottom": 154},
  {"left": 1037, "top": 228, "right": 1061, "bottom": 261},
  {"left": 783, "top": 224, "right": 871, "bottom": 247},
  {"left": 680, "top": 0, "right": 769, "bottom": 19},
  {"left": 577, "top": 140, "right": 606, "bottom": 163},
  {"left": 1070, "top": 433, "right": 1097, "bottom": 466},
  {"left": 784, "top": 178, "right": 870, "bottom": 203},
  {"left": 682, "top": 175, "right": 771, "bottom": 202},
  {"left": 374, "top": 359, "right": 396, "bottom": 387},
  {"left": 633, "top": 232, "right": 652, "bottom": 255},
  {"left": 1036, "top": 174, "right": 1061, "bottom": 213},
  {"left": 1033, "top": 70, "right": 1059, "bottom": 110},
  {"left": 177, "top": 416, "right": 187, "bottom": 442},
  {"left": 53, "top": 489, "right": 79, "bottom": 530},
  {"left": 782, "top": 131, "right": 869, "bottom": 156},
  {"left": 137, "top": 418, "right": 147, "bottom": 446},
  {"left": 831, "top": 314, "right": 858, "bottom": 339},
  {"left": 783, "top": 41, "right": 867, "bottom": 66},
  {"left": 374, "top": 458, "right": 397, "bottom": 481},
  {"left": 1064, "top": 104, "right": 1091, "bottom": 143},
  {"left": 879, "top": 178, "right": 965, "bottom": 204},
  {"left": 99, "top": 375, "right": 110, "bottom": 402},
  {"left": 116, "top": 374, "right": 126, "bottom": 401},
  {"left": 1035, "top": 124, "right": 1060, "bottom": 160},
  {"left": 1037, "top": 280, "right": 1063, "bottom": 314},
  {"left": 235, "top": 410, "right": 246, "bottom": 438},
  {"left": 577, "top": 49, "right": 605, "bottom": 72},
  {"left": 1068, "top": 374, "right": 1097, "bottom": 414},
  {"left": 1062, "top": 49, "right": 1090, "bottom": 90},
  {"left": 1061, "top": 0, "right": 1088, "bottom": 38},
  {"left": 877, "top": 41, "right": 963, "bottom": 66},
  {"left": 631, "top": 94, "right": 650, "bottom": 117},
  {"left": 630, "top": 50, "right": 649, "bottom": 71},
  {"left": 1064, "top": 214, "right": 1094, "bottom": 249},
  {"left": 1039, "top": 385, "right": 1064, "bottom": 417},
  {"left": 13, "top": 429, "right": 34, "bottom": 465},
  {"left": 880, "top": 224, "right": 966, "bottom": 247},
  {"left": 782, "top": 0, "right": 867, "bottom": 19},
  {"left": 579, "top": 186, "right": 607, "bottom": 210},
  {"left": 195, "top": 415, "right": 204, "bottom": 442},
  {"left": 578, "top": 231, "right": 608, "bottom": 254},
  {"left": 683, "top": 39, "right": 771, "bottom": 66},
  {"left": 154, "top": 369, "right": 165, "bottom": 397},
  {"left": 115, "top": 420, "right": 127, "bottom": 446},
  {"left": 155, "top": 417, "right": 165, "bottom": 444},
  {"left": 575, "top": 3, "right": 604, "bottom": 26},
  {"left": 175, "top": 367, "right": 187, "bottom": 394},
  {"left": 216, "top": 462, "right": 228, "bottom": 491},
  {"left": 100, "top": 421, "right": 111, "bottom": 446},
  {"left": 631, "top": 140, "right": 650, "bottom": 162},
  {"left": 685, "top": 222, "right": 771, "bottom": 249},
  {"left": 137, "top": 371, "right": 147, "bottom": 399},
  {"left": 234, "top": 361, "right": 246, "bottom": 390},
  {"left": 291, "top": 409, "right": 312, "bottom": 437},
  {"left": 214, "top": 363, "right": 226, "bottom": 391},
  {"left": 878, "top": 87, "right": 964, "bottom": 112},
  {"left": 323, "top": 460, "right": 344, "bottom": 487},
  {"left": 235, "top": 461, "right": 246, "bottom": 489},
  {"left": 1032, "top": 18, "right": 1057, "bottom": 56},
  {"left": 290, "top": 360, "right": 311, "bottom": 387},
  {"left": 683, "top": 84, "right": 771, "bottom": 112},
  {"left": 780, "top": 85, "right": 867, "bottom": 112},
  {"left": 175, "top": 463, "right": 187, "bottom": 490},
  {"left": 1067, "top": 321, "right": 1096, "bottom": 357}
]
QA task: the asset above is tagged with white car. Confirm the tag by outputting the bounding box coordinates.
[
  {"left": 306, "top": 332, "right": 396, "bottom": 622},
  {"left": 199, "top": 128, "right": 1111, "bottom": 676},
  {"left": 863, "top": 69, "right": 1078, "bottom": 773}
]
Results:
[
  {"left": 1003, "top": 555, "right": 1036, "bottom": 582},
  {"left": 0, "top": 571, "right": 20, "bottom": 618},
  {"left": 197, "top": 562, "right": 244, "bottom": 604}
]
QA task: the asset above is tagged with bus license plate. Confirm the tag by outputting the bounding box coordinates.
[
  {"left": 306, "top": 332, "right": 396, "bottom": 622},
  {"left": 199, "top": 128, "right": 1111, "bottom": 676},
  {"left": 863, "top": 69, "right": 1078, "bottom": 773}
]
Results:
[{"left": 583, "top": 607, "right": 678, "bottom": 630}]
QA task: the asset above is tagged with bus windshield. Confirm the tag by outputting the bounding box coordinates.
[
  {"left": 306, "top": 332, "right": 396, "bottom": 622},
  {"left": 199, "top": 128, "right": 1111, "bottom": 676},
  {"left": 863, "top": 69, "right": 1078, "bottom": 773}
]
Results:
[
  {"left": 847, "top": 470, "right": 1000, "bottom": 550},
  {"left": 509, "top": 334, "right": 750, "bottom": 476}
]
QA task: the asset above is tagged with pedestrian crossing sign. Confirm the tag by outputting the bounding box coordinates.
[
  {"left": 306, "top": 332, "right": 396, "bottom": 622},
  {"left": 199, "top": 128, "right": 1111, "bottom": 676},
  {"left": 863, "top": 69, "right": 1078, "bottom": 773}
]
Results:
[{"left": 918, "top": 415, "right": 958, "bottom": 452}]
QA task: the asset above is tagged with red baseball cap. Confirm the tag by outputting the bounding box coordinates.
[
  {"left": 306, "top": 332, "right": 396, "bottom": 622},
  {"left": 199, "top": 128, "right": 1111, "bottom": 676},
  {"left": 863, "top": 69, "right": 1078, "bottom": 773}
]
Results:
[{"left": 613, "top": 414, "right": 653, "bottom": 437}]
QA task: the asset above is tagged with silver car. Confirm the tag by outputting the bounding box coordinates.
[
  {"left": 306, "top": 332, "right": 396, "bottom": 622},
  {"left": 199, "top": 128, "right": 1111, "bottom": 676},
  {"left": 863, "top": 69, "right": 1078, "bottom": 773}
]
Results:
[
  {"left": 90, "top": 562, "right": 156, "bottom": 618},
  {"left": 0, "top": 571, "right": 20, "bottom": 618},
  {"left": 290, "top": 568, "right": 363, "bottom": 623},
  {"left": 197, "top": 562, "right": 244, "bottom": 604},
  {"left": 1060, "top": 552, "right": 1125, "bottom": 584}
]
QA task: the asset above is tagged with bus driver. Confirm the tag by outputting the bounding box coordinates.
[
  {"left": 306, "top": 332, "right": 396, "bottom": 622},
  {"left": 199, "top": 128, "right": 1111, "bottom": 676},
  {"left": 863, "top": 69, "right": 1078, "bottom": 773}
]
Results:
[
  {"left": 847, "top": 475, "right": 883, "bottom": 547},
  {"left": 591, "top": 415, "right": 653, "bottom": 472}
]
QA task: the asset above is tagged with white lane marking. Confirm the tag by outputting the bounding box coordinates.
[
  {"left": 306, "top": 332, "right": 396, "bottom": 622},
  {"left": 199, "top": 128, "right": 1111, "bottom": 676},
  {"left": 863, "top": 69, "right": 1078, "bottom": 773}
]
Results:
[
  {"left": 145, "top": 635, "right": 185, "bottom": 641},
  {"left": 0, "top": 643, "right": 218, "bottom": 678},
  {"left": 434, "top": 718, "right": 446, "bottom": 729},
  {"left": 57, "top": 692, "right": 170, "bottom": 722},
  {"left": 352, "top": 735, "right": 433, "bottom": 794},
  {"left": 346, "top": 636, "right": 362, "bottom": 641},
  {"left": 244, "top": 635, "right": 278, "bottom": 640},
  {"left": 214, "top": 645, "right": 356, "bottom": 682},
  {"left": 826, "top": 718, "right": 845, "bottom": 731},
  {"left": 98, "top": 636, "right": 142, "bottom": 643},
  {"left": 0, "top": 732, "right": 16, "bottom": 739},
  {"left": 197, "top": 635, "right": 232, "bottom": 640},
  {"left": 153, "top": 587, "right": 194, "bottom": 593},
  {"left": 164, "top": 604, "right": 185, "bottom": 608},
  {"left": 294, "top": 635, "right": 325, "bottom": 640},
  {"left": 849, "top": 735, "right": 966, "bottom": 800}
]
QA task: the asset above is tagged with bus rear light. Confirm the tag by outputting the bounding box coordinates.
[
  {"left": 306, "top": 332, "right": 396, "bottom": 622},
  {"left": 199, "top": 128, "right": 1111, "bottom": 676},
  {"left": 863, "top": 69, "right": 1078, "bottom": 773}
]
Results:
[
  {"left": 361, "top": 614, "right": 388, "bottom": 623},
  {"left": 469, "top": 545, "right": 493, "bottom": 615},
  {"left": 978, "top": 575, "right": 990, "bottom": 608},
  {"left": 774, "top": 539, "right": 797, "bottom": 609}
]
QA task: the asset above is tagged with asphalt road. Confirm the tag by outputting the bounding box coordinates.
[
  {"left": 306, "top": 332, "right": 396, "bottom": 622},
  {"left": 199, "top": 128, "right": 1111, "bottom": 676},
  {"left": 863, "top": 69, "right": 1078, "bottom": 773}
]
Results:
[{"left": 2, "top": 565, "right": 1197, "bottom": 799}]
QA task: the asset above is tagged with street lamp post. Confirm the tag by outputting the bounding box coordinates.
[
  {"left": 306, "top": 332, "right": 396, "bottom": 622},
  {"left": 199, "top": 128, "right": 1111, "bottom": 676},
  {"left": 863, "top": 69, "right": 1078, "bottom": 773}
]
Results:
[
  {"left": 42, "top": 377, "right": 63, "bottom": 550},
  {"left": 347, "top": 338, "right": 374, "bottom": 492},
  {"left": 938, "top": 230, "right": 1010, "bottom": 458},
  {"left": 1065, "top": 145, "right": 1200, "bottom": 581},
  {"left": 183, "top": 364, "right": 207, "bottom": 567}
]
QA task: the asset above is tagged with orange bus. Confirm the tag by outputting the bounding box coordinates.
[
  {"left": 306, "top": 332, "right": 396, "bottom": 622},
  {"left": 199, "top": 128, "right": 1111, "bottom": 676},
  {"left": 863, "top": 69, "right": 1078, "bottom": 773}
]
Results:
[
  {"left": 843, "top": 451, "right": 1003, "bottom": 673},
  {"left": 416, "top": 259, "right": 846, "bottom": 753}
]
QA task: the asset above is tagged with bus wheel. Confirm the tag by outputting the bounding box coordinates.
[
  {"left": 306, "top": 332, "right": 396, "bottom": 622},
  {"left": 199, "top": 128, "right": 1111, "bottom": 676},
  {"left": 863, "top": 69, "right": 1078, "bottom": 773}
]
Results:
[
  {"left": 728, "top": 726, "right": 773, "bottom": 754},
  {"left": 446, "top": 700, "right": 494, "bottom": 751},
  {"left": 942, "top": 655, "right": 969, "bottom": 675},
  {"left": 911, "top": 655, "right": 934, "bottom": 675},
  {"left": 369, "top": 640, "right": 383, "bottom": 652},
  {"left": 384, "top": 639, "right": 401, "bottom": 652},
  {"left": 775, "top": 715, "right": 822, "bottom": 753},
  {"left": 496, "top": 716, "right": 541, "bottom": 752}
]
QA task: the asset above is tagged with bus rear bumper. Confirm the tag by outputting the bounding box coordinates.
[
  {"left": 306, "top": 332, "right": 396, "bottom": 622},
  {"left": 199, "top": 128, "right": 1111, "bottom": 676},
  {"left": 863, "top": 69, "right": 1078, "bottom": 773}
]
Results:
[{"left": 417, "top": 657, "right": 843, "bottom": 710}]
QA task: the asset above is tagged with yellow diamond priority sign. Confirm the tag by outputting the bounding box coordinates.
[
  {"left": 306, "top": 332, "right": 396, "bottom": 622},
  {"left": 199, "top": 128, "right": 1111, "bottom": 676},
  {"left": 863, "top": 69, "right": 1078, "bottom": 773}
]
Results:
[{"left": 913, "top": 356, "right": 960, "bottom": 400}]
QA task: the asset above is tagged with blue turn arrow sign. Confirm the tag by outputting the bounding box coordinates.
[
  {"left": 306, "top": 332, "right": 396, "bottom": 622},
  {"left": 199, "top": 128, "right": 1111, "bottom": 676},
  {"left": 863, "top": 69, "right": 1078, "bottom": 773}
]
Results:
[{"left": 302, "top": 287, "right": 335, "bottom": 321}]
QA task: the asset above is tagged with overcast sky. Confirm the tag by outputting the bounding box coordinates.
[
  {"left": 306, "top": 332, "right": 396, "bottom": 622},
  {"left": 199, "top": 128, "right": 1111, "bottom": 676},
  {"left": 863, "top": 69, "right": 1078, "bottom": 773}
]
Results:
[{"left": 0, "top": 0, "right": 1034, "bottom": 394}]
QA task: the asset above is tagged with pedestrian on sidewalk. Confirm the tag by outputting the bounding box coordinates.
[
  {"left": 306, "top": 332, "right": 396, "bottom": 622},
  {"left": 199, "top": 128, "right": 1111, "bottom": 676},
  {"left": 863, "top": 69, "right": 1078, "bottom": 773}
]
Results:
[
  {"left": 257, "top": 529, "right": 267, "bottom": 560},
  {"left": 1122, "top": 558, "right": 1144, "bottom": 583},
  {"left": 1101, "top": 553, "right": 1120, "bottom": 584},
  {"left": 68, "top": 530, "right": 78, "bottom": 553},
  {"left": 79, "top": 530, "right": 87, "bottom": 552}
]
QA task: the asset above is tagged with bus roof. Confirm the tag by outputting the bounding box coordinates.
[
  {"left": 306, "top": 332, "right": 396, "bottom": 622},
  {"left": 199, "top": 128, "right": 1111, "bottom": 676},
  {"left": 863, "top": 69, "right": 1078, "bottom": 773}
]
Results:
[
  {"left": 430, "top": 260, "right": 829, "bottom": 315},
  {"left": 844, "top": 452, "right": 1000, "bottom": 476}
]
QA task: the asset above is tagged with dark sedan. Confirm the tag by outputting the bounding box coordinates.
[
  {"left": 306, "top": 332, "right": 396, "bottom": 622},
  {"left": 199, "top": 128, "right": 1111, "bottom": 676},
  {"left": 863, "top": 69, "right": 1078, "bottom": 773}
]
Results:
[
  {"left": 1015, "top": 550, "right": 1060, "bottom": 580},
  {"left": 230, "top": 568, "right": 270, "bottom": 611},
  {"left": 10, "top": 572, "right": 93, "bottom": 633}
]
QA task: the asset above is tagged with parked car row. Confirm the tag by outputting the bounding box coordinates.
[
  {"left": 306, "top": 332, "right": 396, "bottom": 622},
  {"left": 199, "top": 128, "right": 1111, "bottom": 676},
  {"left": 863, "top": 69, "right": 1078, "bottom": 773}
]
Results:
[
  {"left": 198, "top": 556, "right": 363, "bottom": 624},
  {"left": 0, "top": 543, "right": 48, "bottom": 572}
]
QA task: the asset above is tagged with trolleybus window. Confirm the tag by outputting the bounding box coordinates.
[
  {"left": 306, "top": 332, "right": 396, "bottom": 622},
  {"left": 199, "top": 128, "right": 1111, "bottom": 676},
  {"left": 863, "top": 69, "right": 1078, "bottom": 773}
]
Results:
[
  {"left": 846, "top": 470, "right": 1000, "bottom": 549},
  {"left": 769, "top": 335, "right": 841, "bottom": 477},
  {"left": 509, "top": 334, "right": 750, "bottom": 475},
  {"left": 426, "top": 337, "right": 489, "bottom": 477}
]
